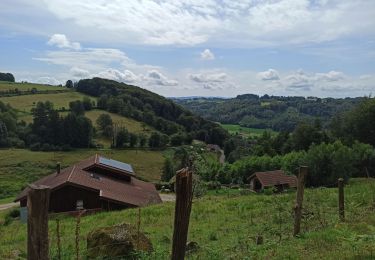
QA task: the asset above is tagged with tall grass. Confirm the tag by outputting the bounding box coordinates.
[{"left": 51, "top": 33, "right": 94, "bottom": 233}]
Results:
[{"left": 1, "top": 178, "right": 374, "bottom": 259}]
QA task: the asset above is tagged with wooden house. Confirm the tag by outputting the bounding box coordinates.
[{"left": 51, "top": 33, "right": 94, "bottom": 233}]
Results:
[
  {"left": 15, "top": 155, "right": 162, "bottom": 213},
  {"left": 248, "top": 170, "right": 297, "bottom": 192}
]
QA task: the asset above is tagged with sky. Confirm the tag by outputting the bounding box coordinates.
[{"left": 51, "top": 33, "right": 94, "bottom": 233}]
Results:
[{"left": 0, "top": 0, "right": 374, "bottom": 98}]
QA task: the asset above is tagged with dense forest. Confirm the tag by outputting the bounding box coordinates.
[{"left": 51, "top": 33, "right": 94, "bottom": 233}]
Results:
[
  {"left": 165, "top": 97, "right": 375, "bottom": 187},
  {"left": 76, "top": 78, "right": 229, "bottom": 146},
  {"left": 174, "top": 94, "right": 365, "bottom": 131}
]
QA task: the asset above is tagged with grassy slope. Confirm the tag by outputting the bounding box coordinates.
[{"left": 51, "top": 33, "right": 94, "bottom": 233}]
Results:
[
  {"left": 83, "top": 110, "right": 157, "bottom": 148},
  {"left": 75, "top": 109, "right": 156, "bottom": 135},
  {"left": 0, "top": 179, "right": 374, "bottom": 259},
  {"left": 221, "top": 123, "right": 277, "bottom": 137},
  {"left": 0, "top": 149, "right": 164, "bottom": 199},
  {"left": 0, "top": 92, "right": 96, "bottom": 113},
  {"left": 0, "top": 82, "right": 63, "bottom": 91}
]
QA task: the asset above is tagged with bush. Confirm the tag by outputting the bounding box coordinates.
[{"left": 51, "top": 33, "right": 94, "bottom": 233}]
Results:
[
  {"left": 3, "top": 208, "right": 20, "bottom": 226},
  {"left": 8, "top": 208, "right": 20, "bottom": 218}
]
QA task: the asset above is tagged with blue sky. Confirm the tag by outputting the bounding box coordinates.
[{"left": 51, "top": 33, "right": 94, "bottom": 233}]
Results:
[{"left": 0, "top": 0, "right": 374, "bottom": 97}]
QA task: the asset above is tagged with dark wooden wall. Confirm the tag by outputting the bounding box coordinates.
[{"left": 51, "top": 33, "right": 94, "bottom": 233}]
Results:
[
  {"left": 20, "top": 184, "right": 131, "bottom": 213},
  {"left": 49, "top": 185, "right": 101, "bottom": 212}
]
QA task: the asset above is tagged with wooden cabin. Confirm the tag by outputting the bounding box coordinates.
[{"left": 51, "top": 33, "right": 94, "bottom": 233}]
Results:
[
  {"left": 248, "top": 170, "right": 297, "bottom": 192},
  {"left": 15, "top": 155, "right": 162, "bottom": 213}
]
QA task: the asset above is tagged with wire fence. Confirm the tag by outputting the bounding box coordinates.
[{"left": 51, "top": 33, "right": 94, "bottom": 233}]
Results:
[{"left": 1, "top": 178, "right": 375, "bottom": 259}]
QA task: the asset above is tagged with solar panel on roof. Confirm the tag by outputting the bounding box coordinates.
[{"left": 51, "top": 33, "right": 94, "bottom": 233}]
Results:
[{"left": 98, "top": 157, "right": 134, "bottom": 174}]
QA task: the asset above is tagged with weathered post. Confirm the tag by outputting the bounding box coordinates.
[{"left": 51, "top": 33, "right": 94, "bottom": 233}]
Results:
[
  {"left": 293, "top": 166, "right": 307, "bottom": 237},
  {"left": 27, "top": 184, "right": 51, "bottom": 260},
  {"left": 171, "top": 168, "right": 193, "bottom": 260},
  {"left": 338, "top": 178, "right": 345, "bottom": 222}
]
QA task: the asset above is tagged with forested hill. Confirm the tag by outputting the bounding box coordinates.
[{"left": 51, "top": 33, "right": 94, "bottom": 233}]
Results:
[
  {"left": 173, "top": 94, "right": 366, "bottom": 132},
  {"left": 76, "top": 78, "right": 228, "bottom": 146}
]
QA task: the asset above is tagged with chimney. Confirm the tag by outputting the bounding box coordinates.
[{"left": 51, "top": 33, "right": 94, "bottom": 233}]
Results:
[{"left": 56, "top": 162, "right": 61, "bottom": 174}]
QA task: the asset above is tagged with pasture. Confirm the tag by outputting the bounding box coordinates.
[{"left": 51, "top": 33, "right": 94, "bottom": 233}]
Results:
[
  {"left": 0, "top": 92, "right": 95, "bottom": 113},
  {"left": 221, "top": 124, "right": 277, "bottom": 137},
  {"left": 0, "top": 81, "right": 63, "bottom": 91}
]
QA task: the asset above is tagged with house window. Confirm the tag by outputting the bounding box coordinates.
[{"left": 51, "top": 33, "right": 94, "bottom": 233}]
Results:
[{"left": 76, "top": 200, "right": 84, "bottom": 210}]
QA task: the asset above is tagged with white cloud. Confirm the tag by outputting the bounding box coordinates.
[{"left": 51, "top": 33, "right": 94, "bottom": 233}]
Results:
[
  {"left": 47, "top": 34, "right": 81, "bottom": 50},
  {"left": 200, "top": 49, "right": 215, "bottom": 60},
  {"left": 93, "top": 69, "right": 139, "bottom": 84},
  {"left": 257, "top": 69, "right": 280, "bottom": 81},
  {"left": 283, "top": 70, "right": 313, "bottom": 90},
  {"left": 145, "top": 70, "right": 178, "bottom": 86},
  {"left": 315, "top": 71, "right": 345, "bottom": 81},
  {"left": 70, "top": 67, "right": 90, "bottom": 78},
  {"left": 187, "top": 71, "right": 236, "bottom": 90},
  {"left": 189, "top": 72, "right": 227, "bottom": 83},
  {"left": 35, "top": 76, "right": 61, "bottom": 85},
  {"left": 12, "top": 0, "right": 370, "bottom": 46}
]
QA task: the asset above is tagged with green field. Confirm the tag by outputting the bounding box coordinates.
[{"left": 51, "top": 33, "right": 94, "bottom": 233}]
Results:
[
  {"left": 221, "top": 124, "right": 277, "bottom": 137},
  {"left": 0, "top": 81, "right": 63, "bottom": 91},
  {"left": 79, "top": 110, "right": 155, "bottom": 135},
  {"left": 0, "top": 179, "right": 374, "bottom": 259},
  {"left": 0, "top": 92, "right": 95, "bottom": 112},
  {"left": 0, "top": 149, "right": 165, "bottom": 199}
]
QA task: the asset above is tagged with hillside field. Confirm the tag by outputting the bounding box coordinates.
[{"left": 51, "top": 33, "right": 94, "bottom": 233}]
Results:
[
  {"left": 0, "top": 179, "right": 374, "bottom": 259},
  {"left": 0, "top": 149, "right": 165, "bottom": 199},
  {"left": 0, "top": 81, "right": 63, "bottom": 91},
  {"left": 0, "top": 92, "right": 95, "bottom": 112},
  {"left": 221, "top": 124, "right": 277, "bottom": 137}
]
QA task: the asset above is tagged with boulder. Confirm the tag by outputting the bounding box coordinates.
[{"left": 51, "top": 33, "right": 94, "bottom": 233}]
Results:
[{"left": 87, "top": 223, "right": 153, "bottom": 259}]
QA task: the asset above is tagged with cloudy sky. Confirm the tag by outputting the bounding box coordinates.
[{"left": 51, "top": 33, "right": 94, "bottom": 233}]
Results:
[{"left": 0, "top": 0, "right": 374, "bottom": 98}]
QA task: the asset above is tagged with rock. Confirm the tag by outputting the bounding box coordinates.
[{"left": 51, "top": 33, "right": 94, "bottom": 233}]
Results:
[
  {"left": 256, "top": 235, "right": 263, "bottom": 245},
  {"left": 87, "top": 223, "right": 153, "bottom": 259},
  {"left": 186, "top": 241, "right": 199, "bottom": 253}
]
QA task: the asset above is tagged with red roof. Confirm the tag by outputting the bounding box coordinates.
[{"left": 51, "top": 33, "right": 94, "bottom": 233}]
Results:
[
  {"left": 16, "top": 155, "right": 162, "bottom": 207},
  {"left": 248, "top": 170, "right": 297, "bottom": 188}
]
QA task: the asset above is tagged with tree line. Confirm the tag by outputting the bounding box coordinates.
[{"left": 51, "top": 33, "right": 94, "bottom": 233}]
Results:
[
  {"left": 0, "top": 98, "right": 196, "bottom": 151},
  {"left": 0, "top": 72, "right": 15, "bottom": 82}
]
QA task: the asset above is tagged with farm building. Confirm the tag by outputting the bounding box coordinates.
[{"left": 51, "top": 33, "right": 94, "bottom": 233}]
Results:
[
  {"left": 248, "top": 170, "right": 297, "bottom": 192},
  {"left": 15, "top": 155, "right": 162, "bottom": 213}
]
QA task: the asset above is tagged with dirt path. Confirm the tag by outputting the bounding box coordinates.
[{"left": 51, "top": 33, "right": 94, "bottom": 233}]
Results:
[
  {"left": 0, "top": 202, "right": 18, "bottom": 211},
  {"left": 219, "top": 149, "right": 225, "bottom": 164}
]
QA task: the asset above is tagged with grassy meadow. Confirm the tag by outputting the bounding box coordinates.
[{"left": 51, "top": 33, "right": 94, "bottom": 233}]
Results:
[
  {"left": 86, "top": 110, "right": 150, "bottom": 133},
  {"left": 0, "top": 92, "right": 95, "bottom": 113},
  {"left": 0, "top": 149, "right": 165, "bottom": 199},
  {"left": 0, "top": 81, "right": 63, "bottom": 91},
  {"left": 0, "top": 179, "right": 374, "bottom": 259},
  {"left": 221, "top": 124, "right": 277, "bottom": 137}
]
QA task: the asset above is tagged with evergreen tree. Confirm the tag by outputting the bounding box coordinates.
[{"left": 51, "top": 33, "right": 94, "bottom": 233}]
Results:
[
  {"left": 129, "top": 133, "right": 138, "bottom": 147},
  {"left": 65, "top": 80, "right": 73, "bottom": 88}
]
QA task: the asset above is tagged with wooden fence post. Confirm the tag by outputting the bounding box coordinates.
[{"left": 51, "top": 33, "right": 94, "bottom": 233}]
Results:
[
  {"left": 338, "top": 178, "right": 345, "bottom": 222},
  {"left": 27, "top": 184, "right": 51, "bottom": 260},
  {"left": 293, "top": 166, "right": 307, "bottom": 237},
  {"left": 171, "top": 168, "right": 193, "bottom": 260}
]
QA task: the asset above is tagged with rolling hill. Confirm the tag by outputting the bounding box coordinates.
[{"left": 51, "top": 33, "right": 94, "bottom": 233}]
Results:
[{"left": 174, "top": 95, "right": 365, "bottom": 132}]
